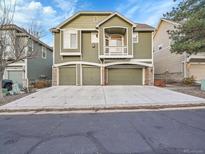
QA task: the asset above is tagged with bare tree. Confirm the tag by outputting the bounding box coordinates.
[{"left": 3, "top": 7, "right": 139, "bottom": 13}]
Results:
[
  {"left": 0, "top": 0, "right": 36, "bottom": 100},
  {"left": 27, "top": 20, "right": 47, "bottom": 39}
]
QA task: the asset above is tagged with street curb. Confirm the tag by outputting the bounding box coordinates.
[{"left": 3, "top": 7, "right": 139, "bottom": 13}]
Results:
[{"left": 0, "top": 103, "right": 205, "bottom": 113}]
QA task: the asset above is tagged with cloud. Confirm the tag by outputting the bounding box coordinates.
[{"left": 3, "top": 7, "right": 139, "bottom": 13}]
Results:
[
  {"left": 10, "top": 0, "right": 66, "bottom": 45},
  {"left": 28, "top": 1, "right": 41, "bottom": 10},
  {"left": 43, "top": 6, "right": 56, "bottom": 15},
  {"left": 54, "top": 0, "right": 78, "bottom": 17},
  {"left": 117, "top": 0, "right": 178, "bottom": 26},
  {"left": 143, "top": 1, "right": 176, "bottom": 25}
]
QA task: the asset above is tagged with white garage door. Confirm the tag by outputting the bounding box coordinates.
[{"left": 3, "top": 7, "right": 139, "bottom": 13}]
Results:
[
  {"left": 8, "top": 70, "right": 24, "bottom": 88},
  {"left": 189, "top": 64, "right": 205, "bottom": 81}
]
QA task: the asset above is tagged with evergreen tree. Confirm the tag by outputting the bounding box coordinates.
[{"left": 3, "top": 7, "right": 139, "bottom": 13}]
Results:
[{"left": 164, "top": 0, "right": 205, "bottom": 55}]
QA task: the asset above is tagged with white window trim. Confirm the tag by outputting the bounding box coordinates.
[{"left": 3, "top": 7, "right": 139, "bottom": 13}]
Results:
[
  {"left": 133, "top": 32, "right": 138, "bottom": 43},
  {"left": 63, "top": 29, "right": 78, "bottom": 49},
  {"left": 42, "top": 47, "right": 47, "bottom": 59}
]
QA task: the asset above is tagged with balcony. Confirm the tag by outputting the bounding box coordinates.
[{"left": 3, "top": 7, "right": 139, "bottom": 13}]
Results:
[
  {"left": 104, "top": 46, "right": 128, "bottom": 56},
  {"left": 99, "top": 27, "right": 132, "bottom": 58}
]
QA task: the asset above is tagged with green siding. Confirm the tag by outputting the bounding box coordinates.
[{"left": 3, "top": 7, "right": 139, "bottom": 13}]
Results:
[
  {"left": 27, "top": 41, "right": 53, "bottom": 81},
  {"left": 82, "top": 66, "right": 101, "bottom": 85},
  {"left": 108, "top": 68, "right": 142, "bottom": 85},
  {"left": 76, "top": 64, "right": 81, "bottom": 85},
  {"left": 54, "top": 32, "right": 80, "bottom": 64},
  {"left": 59, "top": 66, "right": 76, "bottom": 85},
  {"left": 99, "top": 15, "right": 133, "bottom": 55},
  {"left": 133, "top": 32, "right": 152, "bottom": 59},
  {"left": 60, "top": 30, "right": 80, "bottom": 53},
  {"left": 82, "top": 32, "right": 99, "bottom": 63},
  {"left": 61, "top": 14, "right": 110, "bottom": 29}
]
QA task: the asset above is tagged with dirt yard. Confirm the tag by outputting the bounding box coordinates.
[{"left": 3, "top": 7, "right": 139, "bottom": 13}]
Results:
[
  {"left": 166, "top": 83, "right": 205, "bottom": 99},
  {"left": 0, "top": 92, "right": 34, "bottom": 106}
]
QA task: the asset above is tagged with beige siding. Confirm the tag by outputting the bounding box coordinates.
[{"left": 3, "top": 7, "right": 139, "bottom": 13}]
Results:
[
  {"left": 154, "top": 20, "right": 185, "bottom": 75},
  {"left": 189, "top": 64, "right": 205, "bottom": 81}
]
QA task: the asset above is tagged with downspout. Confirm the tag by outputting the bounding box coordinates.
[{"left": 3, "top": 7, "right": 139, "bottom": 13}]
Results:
[{"left": 183, "top": 52, "right": 188, "bottom": 78}]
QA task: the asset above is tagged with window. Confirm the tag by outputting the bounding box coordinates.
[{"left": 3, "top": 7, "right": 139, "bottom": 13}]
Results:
[
  {"left": 91, "top": 32, "right": 98, "bottom": 43},
  {"left": 109, "top": 34, "right": 123, "bottom": 46},
  {"left": 133, "top": 32, "right": 138, "bottom": 43},
  {"left": 63, "top": 30, "right": 78, "bottom": 49},
  {"left": 28, "top": 40, "right": 34, "bottom": 52},
  {"left": 42, "top": 47, "right": 47, "bottom": 59}
]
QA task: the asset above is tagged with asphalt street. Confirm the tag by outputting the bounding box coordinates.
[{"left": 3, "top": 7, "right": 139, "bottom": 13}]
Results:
[{"left": 1, "top": 109, "right": 205, "bottom": 154}]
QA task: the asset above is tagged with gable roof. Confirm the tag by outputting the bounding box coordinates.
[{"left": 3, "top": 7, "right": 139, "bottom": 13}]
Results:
[
  {"left": 55, "top": 11, "right": 112, "bottom": 29},
  {"left": 134, "top": 23, "right": 155, "bottom": 31},
  {"left": 154, "top": 18, "right": 181, "bottom": 37},
  {"left": 2, "top": 24, "right": 52, "bottom": 51},
  {"left": 96, "top": 12, "right": 136, "bottom": 27},
  {"left": 50, "top": 11, "right": 155, "bottom": 32}
]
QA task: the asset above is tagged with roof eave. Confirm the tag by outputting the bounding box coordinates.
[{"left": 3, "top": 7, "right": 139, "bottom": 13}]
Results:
[
  {"left": 96, "top": 12, "right": 136, "bottom": 28},
  {"left": 56, "top": 11, "right": 113, "bottom": 29}
]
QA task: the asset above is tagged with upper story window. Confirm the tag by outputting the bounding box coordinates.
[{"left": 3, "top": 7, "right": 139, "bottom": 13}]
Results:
[
  {"left": 133, "top": 32, "right": 138, "bottom": 43},
  {"left": 42, "top": 47, "right": 47, "bottom": 59},
  {"left": 63, "top": 30, "right": 78, "bottom": 49},
  {"left": 105, "top": 34, "right": 124, "bottom": 47},
  {"left": 28, "top": 40, "right": 34, "bottom": 52}
]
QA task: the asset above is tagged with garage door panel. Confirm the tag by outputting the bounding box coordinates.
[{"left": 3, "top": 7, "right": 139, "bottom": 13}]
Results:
[
  {"left": 83, "top": 66, "right": 100, "bottom": 85},
  {"left": 190, "top": 64, "right": 205, "bottom": 81},
  {"left": 108, "top": 68, "right": 142, "bottom": 85},
  {"left": 8, "top": 70, "right": 24, "bottom": 88},
  {"left": 59, "top": 67, "right": 76, "bottom": 85}
]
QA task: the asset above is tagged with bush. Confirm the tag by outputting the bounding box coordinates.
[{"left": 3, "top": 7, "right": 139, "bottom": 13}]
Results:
[
  {"left": 183, "top": 76, "right": 195, "bottom": 85},
  {"left": 34, "top": 80, "right": 51, "bottom": 89}
]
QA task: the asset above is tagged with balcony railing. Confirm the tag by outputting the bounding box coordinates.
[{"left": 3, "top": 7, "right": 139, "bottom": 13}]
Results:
[{"left": 104, "top": 46, "right": 128, "bottom": 56}]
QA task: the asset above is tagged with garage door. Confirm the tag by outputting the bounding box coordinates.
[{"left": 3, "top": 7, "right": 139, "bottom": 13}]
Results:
[
  {"left": 59, "top": 66, "right": 76, "bottom": 85},
  {"left": 189, "top": 64, "right": 205, "bottom": 81},
  {"left": 108, "top": 68, "right": 142, "bottom": 85},
  {"left": 83, "top": 66, "right": 101, "bottom": 85},
  {"left": 8, "top": 70, "right": 24, "bottom": 88}
]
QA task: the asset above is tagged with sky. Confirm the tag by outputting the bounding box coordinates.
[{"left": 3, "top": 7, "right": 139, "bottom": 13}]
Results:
[{"left": 11, "top": 0, "right": 180, "bottom": 46}]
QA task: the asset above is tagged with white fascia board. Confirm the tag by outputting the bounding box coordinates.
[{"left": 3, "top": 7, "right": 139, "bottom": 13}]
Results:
[{"left": 96, "top": 12, "right": 136, "bottom": 27}]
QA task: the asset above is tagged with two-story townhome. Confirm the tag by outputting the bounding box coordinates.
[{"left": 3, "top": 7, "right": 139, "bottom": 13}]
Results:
[
  {"left": 154, "top": 19, "right": 205, "bottom": 83},
  {"left": 2, "top": 24, "right": 53, "bottom": 89},
  {"left": 51, "top": 12, "right": 154, "bottom": 86}
]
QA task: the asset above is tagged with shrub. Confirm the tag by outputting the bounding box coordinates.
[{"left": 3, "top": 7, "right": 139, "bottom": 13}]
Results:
[
  {"left": 183, "top": 76, "right": 195, "bottom": 85},
  {"left": 34, "top": 80, "right": 50, "bottom": 89}
]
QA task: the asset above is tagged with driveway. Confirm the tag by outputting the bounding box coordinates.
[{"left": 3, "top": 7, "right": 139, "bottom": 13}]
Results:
[
  {"left": 1, "top": 109, "right": 205, "bottom": 153},
  {"left": 0, "top": 86, "right": 205, "bottom": 111}
]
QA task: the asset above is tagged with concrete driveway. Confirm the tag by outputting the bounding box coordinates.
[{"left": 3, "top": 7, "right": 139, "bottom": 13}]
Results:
[{"left": 0, "top": 86, "right": 205, "bottom": 111}]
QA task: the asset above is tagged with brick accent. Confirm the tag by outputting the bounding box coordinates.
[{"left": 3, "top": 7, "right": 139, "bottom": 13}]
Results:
[
  {"left": 52, "top": 67, "right": 58, "bottom": 86},
  {"left": 145, "top": 67, "right": 154, "bottom": 85}
]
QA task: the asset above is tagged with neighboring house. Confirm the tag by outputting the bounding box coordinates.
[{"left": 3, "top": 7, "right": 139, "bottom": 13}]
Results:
[
  {"left": 2, "top": 24, "right": 53, "bottom": 89},
  {"left": 154, "top": 19, "right": 205, "bottom": 83},
  {"left": 51, "top": 11, "right": 154, "bottom": 86}
]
